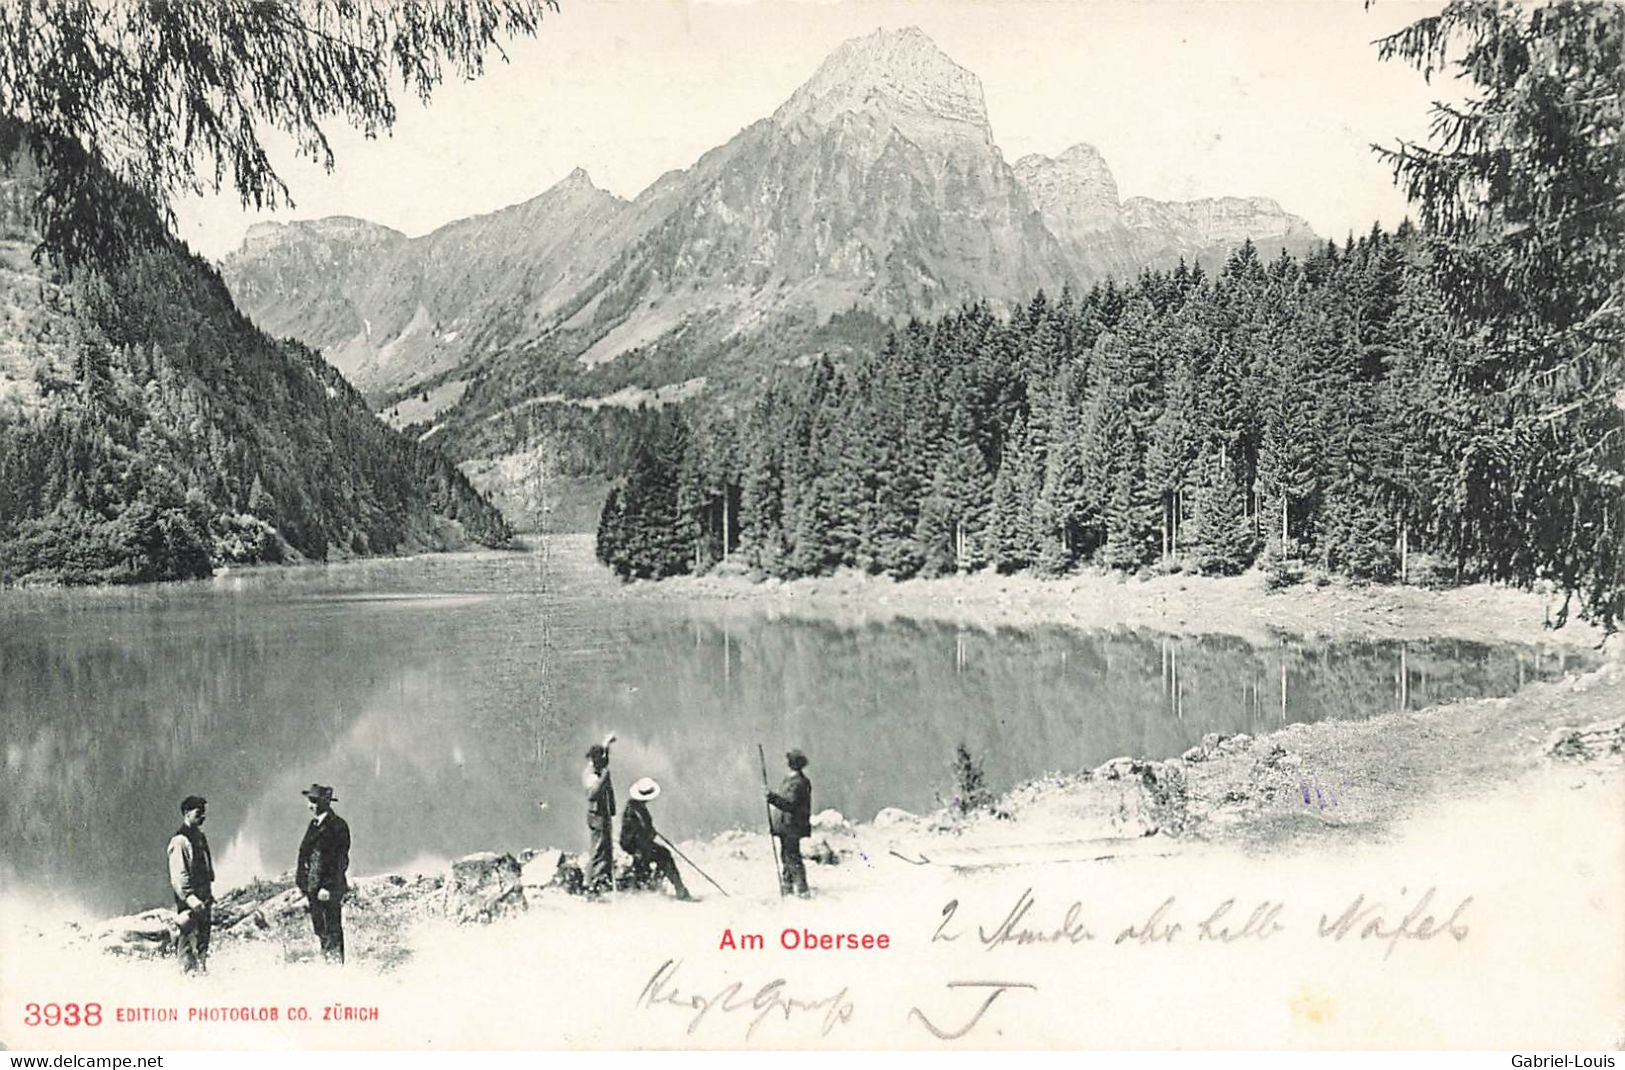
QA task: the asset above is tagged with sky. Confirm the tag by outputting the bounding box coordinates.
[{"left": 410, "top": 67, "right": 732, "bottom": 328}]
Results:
[{"left": 173, "top": 0, "right": 1455, "bottom": 261}]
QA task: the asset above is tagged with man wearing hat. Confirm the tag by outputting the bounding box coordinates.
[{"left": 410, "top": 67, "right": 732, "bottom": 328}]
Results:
[
  {"left": 295, "top": 784, "right": 350, "bottom": 964},
  {"left": 582, "top": 734, "right": 617, "bottom": 893},
  {"left": 619, "top": 778, "right": 692, "bottom": 901},
  {"left": 766, "top": 749, "right": 812, "bottom": 897},
  {"left": 167, "top": 795, "right": 214, "bottom": 974}
]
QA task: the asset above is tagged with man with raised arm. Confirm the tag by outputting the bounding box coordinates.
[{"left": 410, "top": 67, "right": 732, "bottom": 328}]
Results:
[{"left": 582, "top": 733, "right": 617, "bottom": 894}]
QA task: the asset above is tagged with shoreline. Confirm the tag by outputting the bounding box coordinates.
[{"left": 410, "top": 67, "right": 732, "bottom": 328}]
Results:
[
  {"left": 574, "top": 532, "right": 1606, "bottom": 651},
  {"left": 6, "top": 530, "right": 1603, "bottom": 654}
]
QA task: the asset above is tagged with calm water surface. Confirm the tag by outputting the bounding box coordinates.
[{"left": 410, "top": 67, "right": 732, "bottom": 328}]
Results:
[{"left": 0, "top": 545, "right": 1591, "bottom": 915}]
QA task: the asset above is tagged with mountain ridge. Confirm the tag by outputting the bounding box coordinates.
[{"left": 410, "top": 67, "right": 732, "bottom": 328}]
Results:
[{"left": 218, "top": 27, "right": 1324, "bottom": 523}]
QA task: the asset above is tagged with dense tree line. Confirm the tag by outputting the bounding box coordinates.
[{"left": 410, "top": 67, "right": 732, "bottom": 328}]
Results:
[
  {"left": 597, "top": 226, "right": 1619, "bottom": 630},
  {"left": 0, "top": 149, "right": 511, "bottom": 586},
  {"left": 598, "top": 232, "right": 1426, "bottom": 578}
]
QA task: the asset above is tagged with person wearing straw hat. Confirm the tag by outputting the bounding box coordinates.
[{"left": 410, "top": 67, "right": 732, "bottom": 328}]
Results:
[
  {"left": 619, "top": 777, "right": 692, "bottom": 901},
  {"left": 766, "top": 749, "right": 812, "bottom": 897},
  {"left": 295, "top": 784, "right": 350, "bottom": 964}
]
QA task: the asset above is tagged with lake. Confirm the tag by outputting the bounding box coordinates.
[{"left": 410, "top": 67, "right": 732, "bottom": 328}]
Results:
[{"left": 0, "top": 543, "right": 1592, "bottom": 916}]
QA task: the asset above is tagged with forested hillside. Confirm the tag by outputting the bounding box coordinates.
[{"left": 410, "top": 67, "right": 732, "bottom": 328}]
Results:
[
  {"left": 596, "top": 229, "right": 1615, "bottom": 626},
  {"left": 0, "top": 145, "right": 511, "bottom": 585}
]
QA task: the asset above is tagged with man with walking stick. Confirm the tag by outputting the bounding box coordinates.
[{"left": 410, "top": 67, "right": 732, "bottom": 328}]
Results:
[{"left": 765, "top": 748, "right": 813, "bottom": 897}]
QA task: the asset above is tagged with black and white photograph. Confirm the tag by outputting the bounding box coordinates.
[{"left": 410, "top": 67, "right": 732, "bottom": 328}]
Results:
[{"left": 0, "top": 0, "right": 1620, "bottom": 1054}]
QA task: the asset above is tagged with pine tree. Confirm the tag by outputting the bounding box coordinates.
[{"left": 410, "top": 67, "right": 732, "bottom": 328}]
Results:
[
  {"left": 1376, "top": 0, "right": 1624, "bottom": 630},
  {"left": 1183, "top": 452, "right": 1256, "bottom": 575},
  {"left": 990, "top": 413, "right": 1041, "bottom": 573},
  {"left": 916, "top": 413, "right": 993, "bottom": 576},
  {"left": 595, "top": 407, "right": 691, "bottom": 580}
]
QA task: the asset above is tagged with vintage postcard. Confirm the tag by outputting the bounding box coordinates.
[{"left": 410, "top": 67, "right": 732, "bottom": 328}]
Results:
[{"left": 1, "top": 0, "right": 1620, "bottom": 1054}]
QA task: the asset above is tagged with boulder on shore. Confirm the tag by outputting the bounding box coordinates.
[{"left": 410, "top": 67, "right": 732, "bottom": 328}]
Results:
[
  {"left": 1182, "top": 732, "right": 1255, "bottom": 763},
  {"left": 805, "top": 839, "right": 842, "bottom": 866},
  {"left": 812, "top": 809, "right": 850, "bottom": 833},
  {"left": 520, "top": 848, "right": 565, "bottom": 891},
  {"left": 94, "top": 908, "right": 178, "bottom": 958},
  {"left": 1091, "top": 756, "right": 1190, "bottom": 836},
  {"left": 445, "top": 852, "right": 527, "bottom": 924},
  {"left": 1547, "top": 718, "right": 1624, "bottom": 761},
  {"left": 872, "top": 807, "right": 918, "bottom": 828}
]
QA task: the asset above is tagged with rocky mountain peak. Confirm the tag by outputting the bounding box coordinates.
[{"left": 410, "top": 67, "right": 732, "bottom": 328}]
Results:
[
  {"left": 1121, "top": 195, "right": 1317, "bottom": 242},
  {"left": 555, "top": 166, "right": 600, "bottom": 194},
  {"left": 236, "top": 217, "right": 403, "bottom": 256},
  {"left": 1053, "top": 142, "right": 1116, "bottom": 179},
  {"left": 1014, "top": 143, "right": 1122, "bottom": 232},
  {"left": 772, "top": 26, "right": 991, "bottom": 145}
]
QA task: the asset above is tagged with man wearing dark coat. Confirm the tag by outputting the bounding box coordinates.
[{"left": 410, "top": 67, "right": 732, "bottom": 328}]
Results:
[
  {"left": 582, "top": 733, "right": 617, "bottom": 893},
  {"left": 766, "top": 748, "right": 812, "bottom": 897},
  {"left": 295, "top": 784, "right": 350, "bottom": 964},
  {"left": 619, "top": 777, "right": 691, "bottom": 900},
  {"left": 167, "top": 795, "right": 214, "bottom": 974}
]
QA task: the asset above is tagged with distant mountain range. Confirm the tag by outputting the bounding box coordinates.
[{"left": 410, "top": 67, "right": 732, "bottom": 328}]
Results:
[{"left": 219, "top": 27, "right": 1322, "bottom": 522}]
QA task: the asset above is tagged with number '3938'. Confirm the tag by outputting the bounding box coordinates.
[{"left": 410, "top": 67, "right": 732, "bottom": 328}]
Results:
[{"left": 24, "top": 1002, "right": 102, "bottom": 1026}]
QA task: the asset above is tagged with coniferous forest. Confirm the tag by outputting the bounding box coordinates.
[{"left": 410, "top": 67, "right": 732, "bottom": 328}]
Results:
[{"left": 597, "top": 229, "right": 1619, "bottom": 627}]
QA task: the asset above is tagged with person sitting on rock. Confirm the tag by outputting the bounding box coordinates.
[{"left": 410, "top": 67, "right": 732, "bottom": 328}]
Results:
[{"left": 619, "top": 778, "right": 692, "bottom": 901}]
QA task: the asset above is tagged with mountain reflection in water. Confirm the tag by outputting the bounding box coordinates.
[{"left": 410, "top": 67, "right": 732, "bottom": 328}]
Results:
[{"left": 0, "top": 550, "right": 1591, "bottom": 916}]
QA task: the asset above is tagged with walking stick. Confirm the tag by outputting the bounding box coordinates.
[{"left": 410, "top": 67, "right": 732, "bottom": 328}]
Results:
[
  {"left": 758, "top": 743, "right": 784, "bottom": 898},
  {"left": 656, "top": 832, "right": 731, "bottom": 897}
]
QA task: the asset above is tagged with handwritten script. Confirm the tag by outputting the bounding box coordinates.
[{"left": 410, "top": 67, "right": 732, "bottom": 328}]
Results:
[
  {"left": 636, "top": 958, "right": 855, "bottom": 1039},
  {"left": 933, "top": 885, "right": 1470, "bottom": 957},
  {"left": 908, "top": 981, "right": 1038, "bottom": 1040}
]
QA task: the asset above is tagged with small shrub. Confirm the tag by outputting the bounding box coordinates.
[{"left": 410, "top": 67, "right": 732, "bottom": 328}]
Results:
[
  {"left": 1403, "top": 551, "right": 1455, "bottom": 590},
  {"left": 949, "top": 742, "right": 995, "bottom": 815},
  {"left": 1261, "top": 550, "right": 1305, "bottom": 590}
]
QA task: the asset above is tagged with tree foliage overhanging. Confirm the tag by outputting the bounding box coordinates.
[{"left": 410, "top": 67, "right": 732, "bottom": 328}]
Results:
[
  {"left": 0, "top": 0, "right": 556, "bottom": 268},
  {"left": 596, "top": 0, "right": 1624, "bottom": 635}
]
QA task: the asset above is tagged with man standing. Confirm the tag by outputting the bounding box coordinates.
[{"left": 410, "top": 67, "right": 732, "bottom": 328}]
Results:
[
  {"left": 167, "top": 795, "right": 214, "bottom": 974},
  {"left": 766, "top": 749, "right": 812, "bottom": 897},
  {"left": 582, "top": 734, "right": 617, "bottom": 893},
  {"left": 619, "top": 778, "right": 692, "bottom": 901},
  {"left": 295, "top": 784, "right": 350, "bottom": 965}
]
